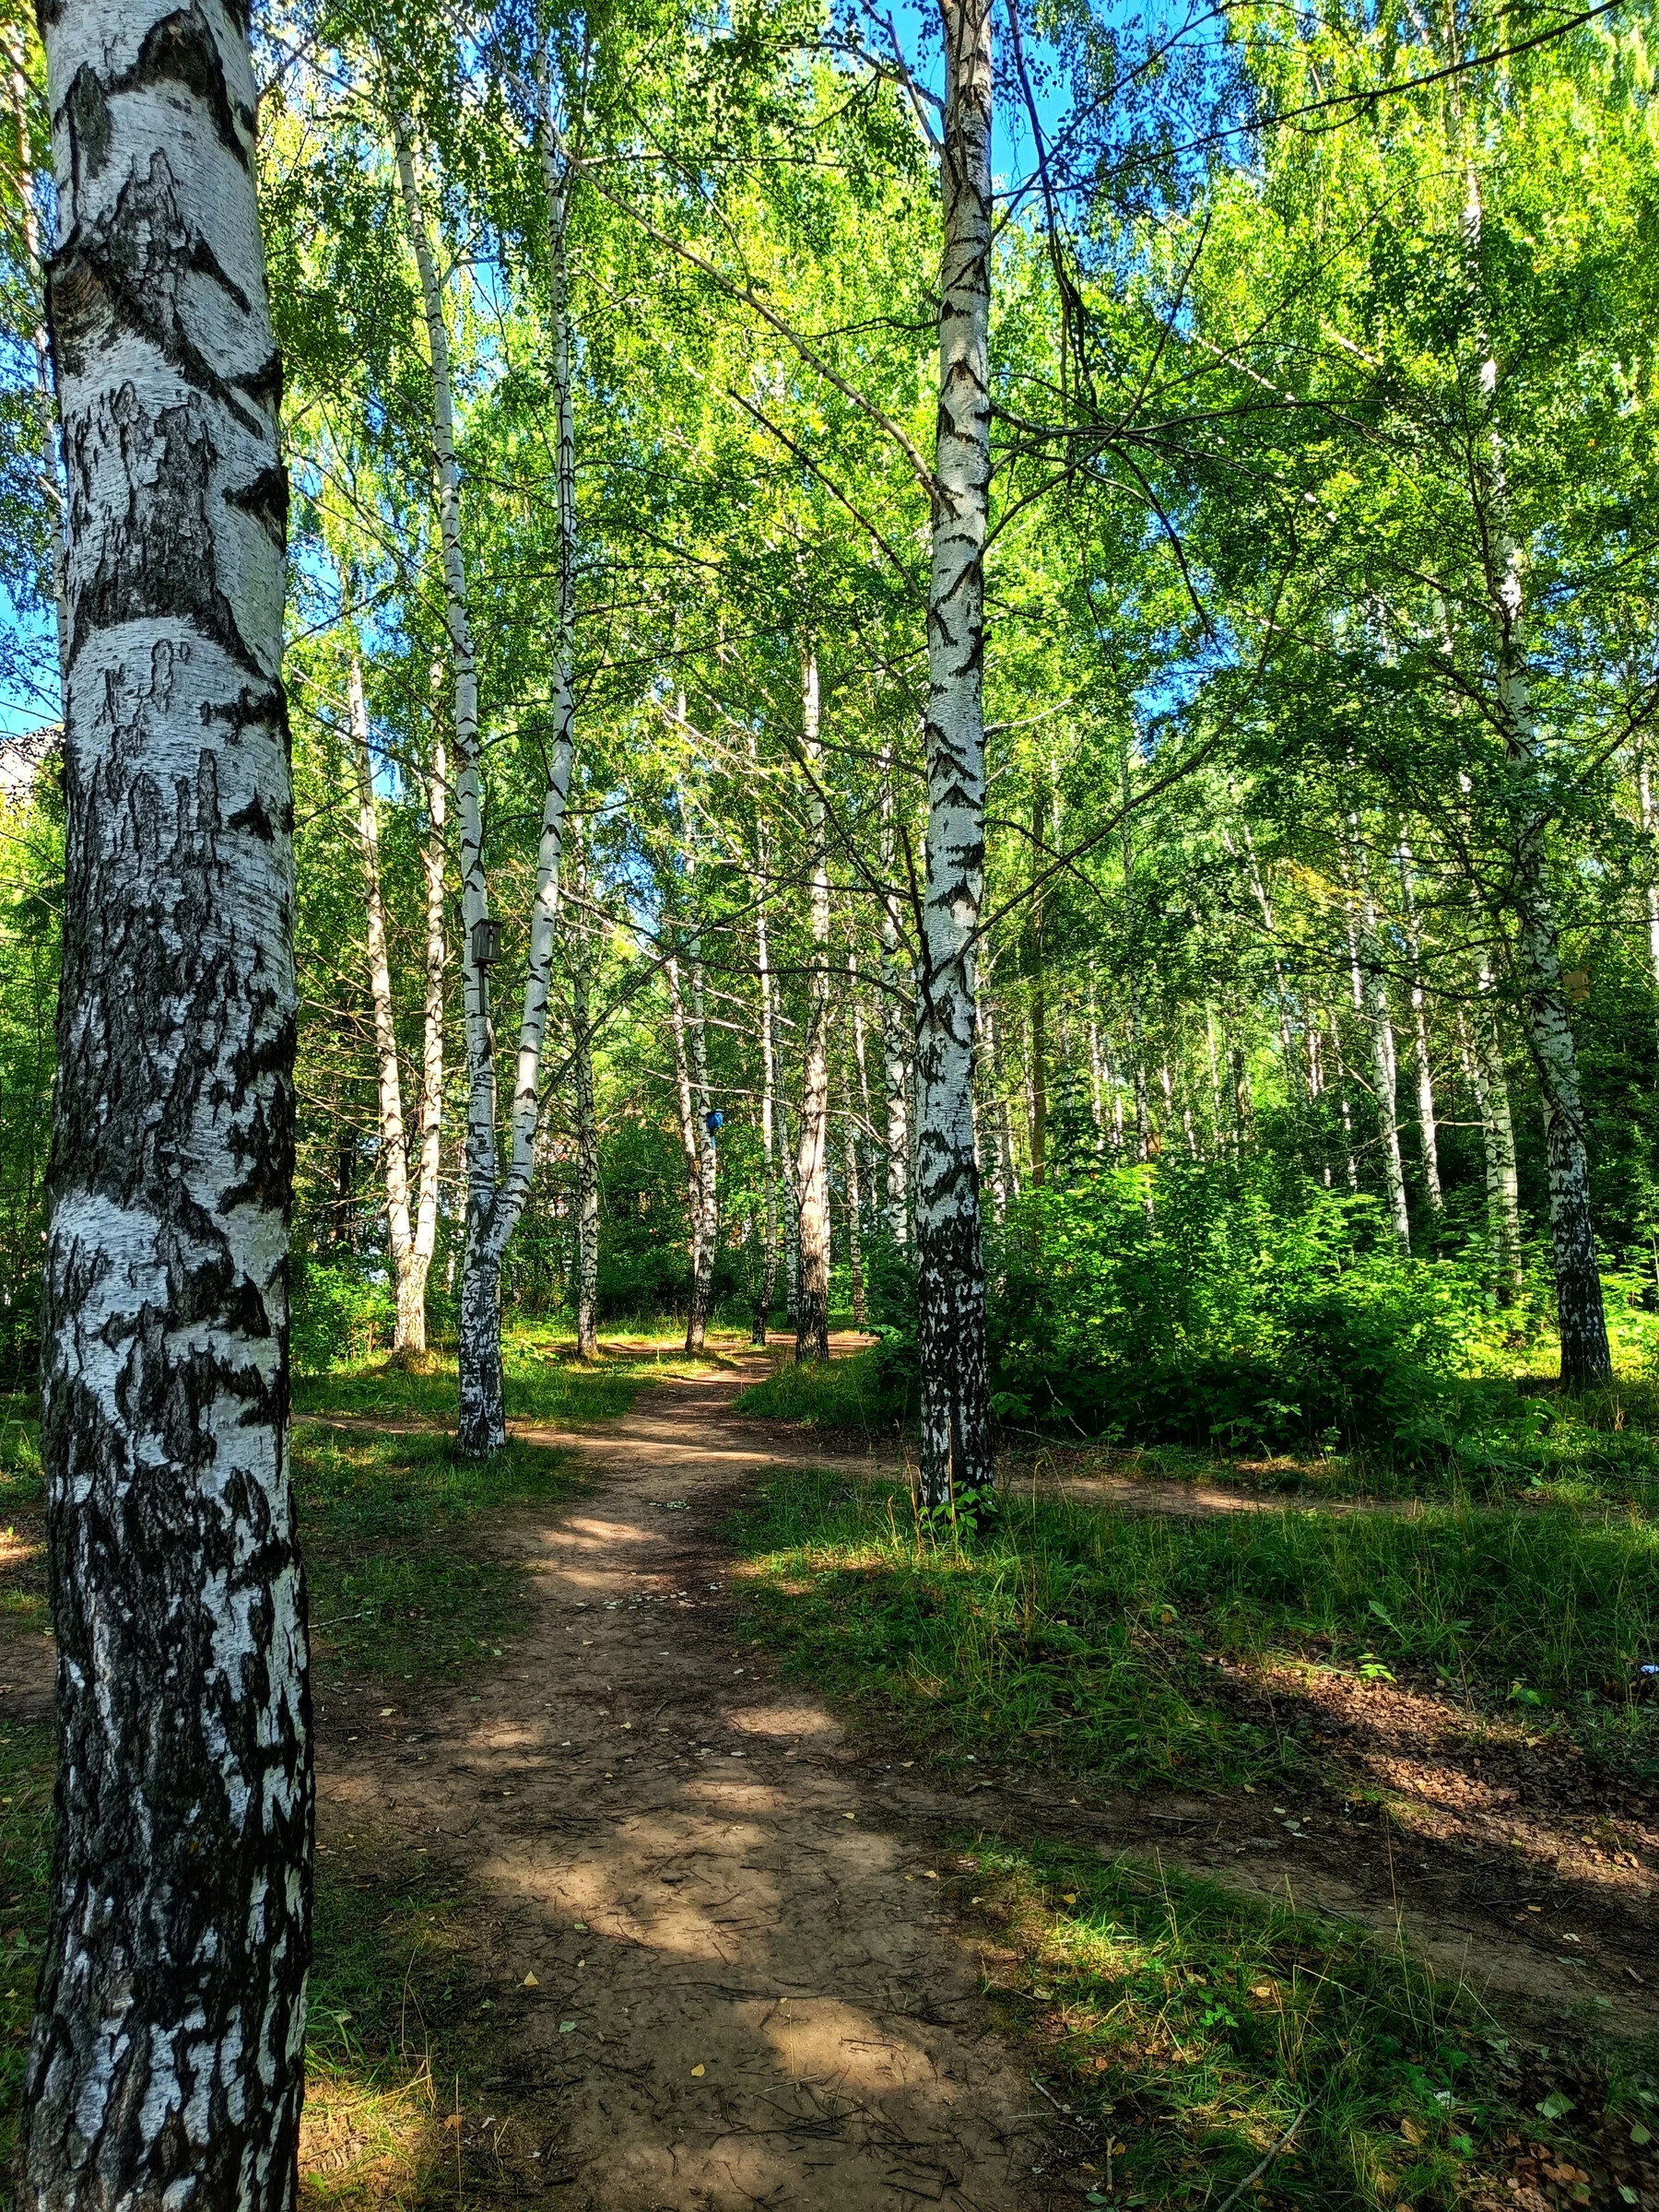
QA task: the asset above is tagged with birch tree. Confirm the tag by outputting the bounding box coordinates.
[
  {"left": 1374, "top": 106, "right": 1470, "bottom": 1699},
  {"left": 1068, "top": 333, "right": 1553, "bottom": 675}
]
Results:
[
  {"left": 347, "top": 642, "right": 445, "bottom": 1353},
  {"left": 394, "top": 103, "right": 576, "bottom": 1453},
  {"left": 914, "top": 0, "right": 994, "bottom": 1512},
  {"left": 23, "top": 0, "right": 310, "bottom": 2193},
  {"left": 794, "top": 650, "right": 831, "bottom": 1363}
]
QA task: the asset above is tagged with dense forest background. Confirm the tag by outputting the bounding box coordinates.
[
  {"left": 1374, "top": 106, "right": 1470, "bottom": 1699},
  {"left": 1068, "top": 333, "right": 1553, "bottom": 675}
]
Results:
[{"left": 5, "top": 0, "right": 1659, "bottom": 1465}]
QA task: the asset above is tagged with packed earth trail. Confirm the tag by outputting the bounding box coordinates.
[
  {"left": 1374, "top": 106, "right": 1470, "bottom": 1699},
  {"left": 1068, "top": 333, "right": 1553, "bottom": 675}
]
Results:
[{"left": 319, "top": 1349, "right": 1046, "bottom": 2212}]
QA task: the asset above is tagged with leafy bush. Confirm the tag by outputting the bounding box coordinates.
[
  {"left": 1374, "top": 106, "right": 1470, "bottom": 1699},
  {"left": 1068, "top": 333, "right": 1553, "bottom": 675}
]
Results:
[
  {"left": 988, "top": 1163, "right": 1477, "bottom": 1451},
  {"left": 290, "top": 1256, "right": 396, "bottom": 1374}
]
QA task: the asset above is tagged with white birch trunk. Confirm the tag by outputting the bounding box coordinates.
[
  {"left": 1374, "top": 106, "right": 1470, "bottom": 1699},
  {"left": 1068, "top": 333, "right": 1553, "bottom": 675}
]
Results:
[
  {"left": 795, "top": 653, "right": 832, "bottom": 1364},
  {"left": 571, "top": 824, "right": 599, "bottom": 1359},
  {"left": 1395, "top": 838, "right": 1442, "bottom": 1214},
  {"left": 1463, "top": 975, "right": 1524, "bottom": 1307},
  {"left": 25, "top": 0, "right": 310, "bottom": 2193},
  {"left": 666, "top": 950, "right": 702, "bottom": 1322},
  {"left": 1467, "top": 164, "right": 1609, "bottom": 1387},
  {"left": 348, "top": 648, "right": 421, "bottom": 1347},
  {"left": 915, "top": 0, "right": 995, "bottom": 1511},
  {"left": 753, "top": 806, "right": 780, "bottom": 1342},
  {"left": 686, "top": 938, "right": 718, "bottom": 1355},
  {"left": 1346, "top": 838, "right": 1410, "bottom": 1253},
  {"left": 982, "top": 1002, "right": 1010, "bottom": 1219},
  {"left": 877, "top": 764, "right": 910, "bottom": 1244},
  {"left": 1637, "top": 735, "right": 1659, "bottom": 1059},
  {"left": 412, "top": 728, "right": 446, "bottom": 1349},
  {"left": 779, "top": 1088, "right": 800, "bottom": 1326},
  {"left": 396, "top": 108, "right": 575, "bottom": 1450}
]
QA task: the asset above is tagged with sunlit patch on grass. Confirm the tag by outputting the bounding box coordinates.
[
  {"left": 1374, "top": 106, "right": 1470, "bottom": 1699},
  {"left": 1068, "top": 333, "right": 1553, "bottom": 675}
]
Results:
[
  {"left": 728, "top": 1470, "right": 1659, "bottom": 1787},
  {"left": 300, "top": 2057, "right": 439, "bottom": 2207}
]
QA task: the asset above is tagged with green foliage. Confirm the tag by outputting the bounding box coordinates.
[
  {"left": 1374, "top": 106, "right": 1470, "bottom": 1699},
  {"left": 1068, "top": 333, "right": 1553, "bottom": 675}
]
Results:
[
  {"left": 290, "top": 1256, "right": 398, "bottom": 1375},
  {"left": 730, "top": 1471, "right": 1659, "bottom": 1786},
  {"left": 990, "top": 1166, "right": 1477, "bottom": 1452}
]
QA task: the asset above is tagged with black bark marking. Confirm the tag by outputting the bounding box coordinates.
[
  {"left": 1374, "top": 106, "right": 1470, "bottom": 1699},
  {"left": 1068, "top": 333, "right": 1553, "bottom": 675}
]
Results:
[
  {"left": 226, "top": 463, "right": 289, "bottom": 547},
  {"left": 68, "top": 387, "right": 264, "bottom": 677},
  {"left": 228, "top": 789, "right": 274, "bottom": 841},
  {"left": 65, "top": 64, "right": 112, "bottom": 187},
  {"left": 124, "top": 6, "right": 253, "bottom": 167},
  {"left": 50, "top": 152, "right": 267, "bottom": 441}
]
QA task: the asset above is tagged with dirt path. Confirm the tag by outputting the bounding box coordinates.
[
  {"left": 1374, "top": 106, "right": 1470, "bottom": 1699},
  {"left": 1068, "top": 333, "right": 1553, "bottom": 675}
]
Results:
[{"left": 322, "top": 1350, "right": 1050, "bottom": 2212}]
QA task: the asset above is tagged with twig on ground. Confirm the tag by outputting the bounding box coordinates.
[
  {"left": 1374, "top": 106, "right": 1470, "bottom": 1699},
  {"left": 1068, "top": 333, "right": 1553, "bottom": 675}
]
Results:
[{"left": 1211, "top": 2100, "right": 1315, "bottom": 2212}]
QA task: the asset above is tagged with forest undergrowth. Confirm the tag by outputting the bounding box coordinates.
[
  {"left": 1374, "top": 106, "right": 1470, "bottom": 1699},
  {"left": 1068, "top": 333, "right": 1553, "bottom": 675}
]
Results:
[
  {"left": 728, "top": 1466, "right": 1659, "bottom": 1787},
  {"left": 0, "top": 1333, "right": 1655, "bottom": 2206}
]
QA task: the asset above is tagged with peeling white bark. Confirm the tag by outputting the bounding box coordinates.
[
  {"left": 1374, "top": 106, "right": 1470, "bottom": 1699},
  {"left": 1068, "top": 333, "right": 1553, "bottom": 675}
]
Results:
[
  {"left": 795, "top": 653, "right": 831, "bottom": 1364},
  {"left": 26, "top": 0, "right": 309, "bottom": 2193},
  {"left": 914, "top": 0, "right": 995, "bottom": 1512}
]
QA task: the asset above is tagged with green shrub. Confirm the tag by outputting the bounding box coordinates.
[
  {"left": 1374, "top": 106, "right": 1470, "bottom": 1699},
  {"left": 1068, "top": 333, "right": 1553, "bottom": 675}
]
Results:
[
  {"left": 988, "top": 1164, "right": 1477, "bottom": 1451},
  {"left": 290, "top": 1256, "right": 396, "bottom": 1374}
]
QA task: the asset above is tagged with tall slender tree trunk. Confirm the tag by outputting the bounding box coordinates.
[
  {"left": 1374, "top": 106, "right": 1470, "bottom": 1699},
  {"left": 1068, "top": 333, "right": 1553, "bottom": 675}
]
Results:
[
  {"left": 878, "top": 765, "right": 910, "bottom": 1244},
  {"left": 666, "top": 952, "right": 703, "bottom": 1320},
  {"left": 779, "top": 1090, "right": 800, "bottom": 1327},
  {"left": 347, "top": 648, "right": 445, "bottom": 1354},
  {"left": 915, "top": 0, "right": 994, "bottom": 1512},
  {"left": 24, "top": 0, "right": 311, "bottom": 2194},
  {"left": 349, "top": 648, "right": 418, "bottom": 1343},
  {"left": 1395, "top": 838, "right": 1442, "bottom": 1215},
  {"left": 1465, "top": 162, "right": 1609, "bottom": 1387},
  {"left": 982, "top": 1001, "right": 1011, "bottom": 1218},
  {"left": 753, "top": 804, "right": 780, "bottom": 1341},
  {"left": 1345, "top": 827, "right": 1410, "bottom": 1251},
  {"left": 843, "top": 1118, "right": 865, "bottom": 1328},
  {"left": 1639, "top": 735, "right": 1659, "bottom": 1057},
  {"left": 795, "top": 653, "right": 832, "bottom": 1364},
  {"left": 686, "top": 939, "right": 718, "bottom": 1356},
  {"left": 397, "top": 102, "right": 576, "bottom": 1451},
  {"left": 570, "top": 824, "right": 599, "bottom": 1359},
  {"left": 1026, "top": 773, "right": 1048, "bottom": 1186},
  {"left": 1462, "top": 978, "right": 1524, "bottom": 1307}
]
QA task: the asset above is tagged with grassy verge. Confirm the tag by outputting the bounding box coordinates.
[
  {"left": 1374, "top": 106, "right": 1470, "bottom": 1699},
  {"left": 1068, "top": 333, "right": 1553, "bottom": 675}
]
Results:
[
  {"left": 736, "top": 1345, "right": 1659, "bottom": 1514},
  {"left": 295, "top": 1424, "right": 583, "bottom": 1683},
  {"left": 960, "top": 1836, "right": 1657, "bottom": 2209},
  {"left": 733, "top": 1347, "right": 909, "bottom": 1435},
  {"left": 291, "top": 1324, "right": 659, "bottom": 1429},
  {"left": 0, "top": 1374, "right": 604, "bottom": 2199},
  {"left": 728, "top": 1470, "right": 1659, "bottom": 1787}
]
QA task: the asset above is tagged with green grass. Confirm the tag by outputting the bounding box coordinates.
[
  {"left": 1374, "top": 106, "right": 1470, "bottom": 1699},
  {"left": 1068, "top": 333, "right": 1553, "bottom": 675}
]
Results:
[
  {"left": 291, "top": 1328, "right": 653, "bottom": 1430},
  {"left": 962, "top": 1836, "right": 1656, "bottom": 2209},
  {"left": 293, "top": 1407, "right": 591, "bottom": 1685},
  {"left": 0, "top": 1724, "right": 537, "bottom": 2206},
  {"left": 0, "top": 1406, "right": 40, "bottom": 1514},
  {"left": 728, "top": 1470, "right": 1659, "bottom": 1788},
  {"left": 733, "top": 1347, "right": 908, "bottom": 1433}
]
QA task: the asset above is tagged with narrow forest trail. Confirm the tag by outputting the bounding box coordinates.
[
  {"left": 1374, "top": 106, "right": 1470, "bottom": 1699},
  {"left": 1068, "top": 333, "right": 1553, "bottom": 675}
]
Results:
[
  {"left": 319, "top": 1347, "right": 1050, "bottom": 2212},
  {"left": 311, "top": 1343, "right": 1658, "bottom": 2212}
]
